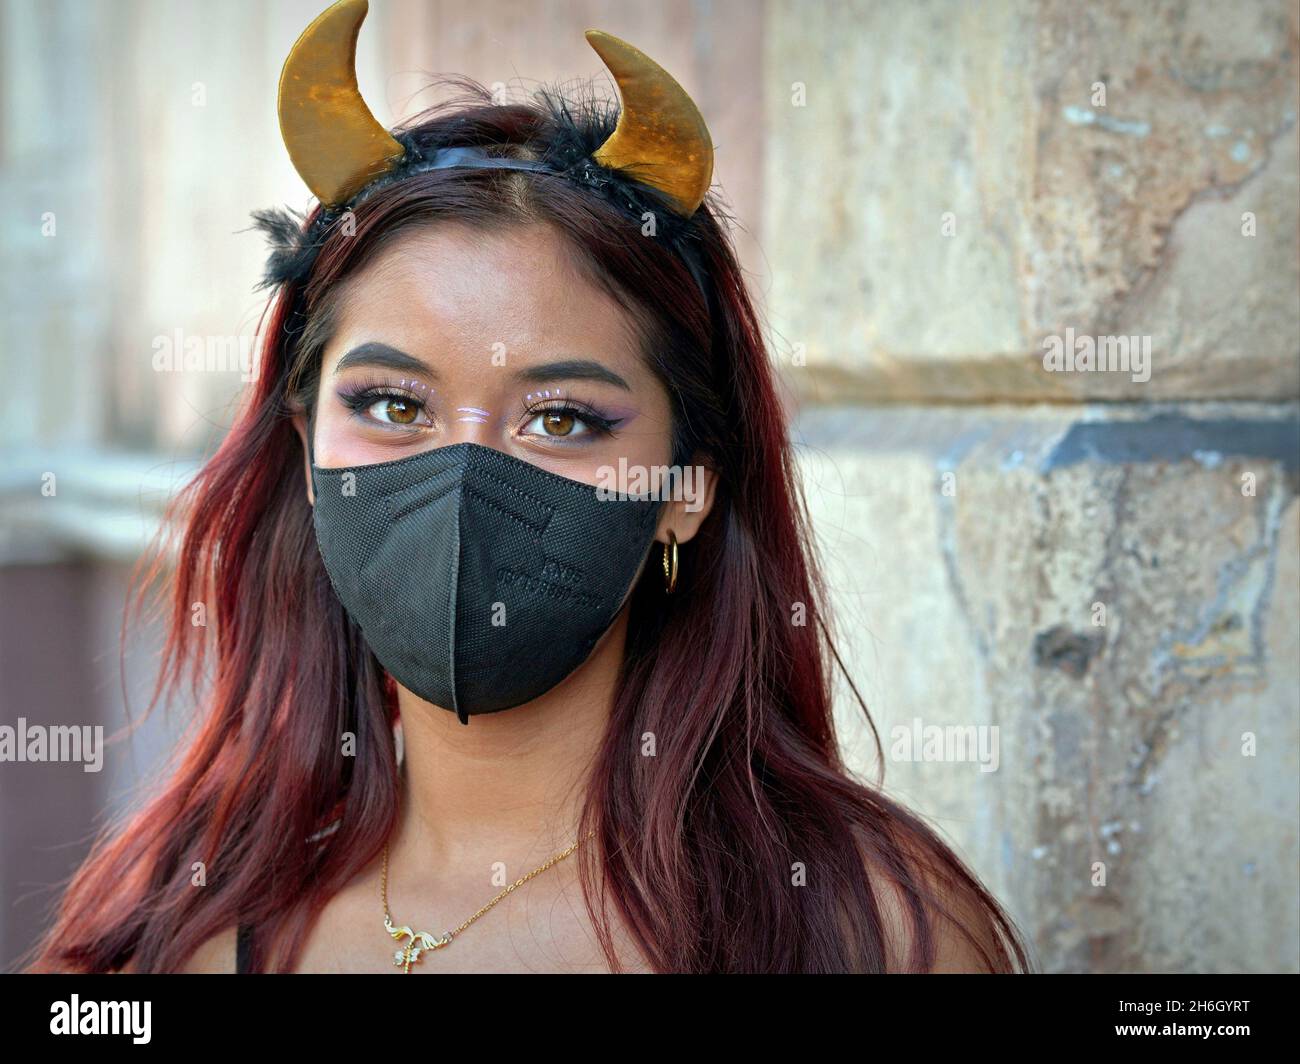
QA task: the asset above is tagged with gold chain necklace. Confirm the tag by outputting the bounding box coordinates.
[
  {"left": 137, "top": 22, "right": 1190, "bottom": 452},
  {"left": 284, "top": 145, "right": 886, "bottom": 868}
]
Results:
[{"left": 381, "top": 829, "right": 596, "bottom": 973}]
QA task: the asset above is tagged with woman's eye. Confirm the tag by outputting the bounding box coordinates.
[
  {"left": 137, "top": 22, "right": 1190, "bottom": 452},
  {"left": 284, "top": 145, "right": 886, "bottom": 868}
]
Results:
[
  {"left": 367, "top": 395, "right": 423, "bottom": 425},
  {"left": 524, "top": 410, "right": 590, "bottom": 437}
]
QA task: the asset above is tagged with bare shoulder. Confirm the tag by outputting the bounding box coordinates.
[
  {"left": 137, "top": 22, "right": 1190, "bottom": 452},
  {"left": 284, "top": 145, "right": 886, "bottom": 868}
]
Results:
[
  {"left": 860, "top": 828, "right": 1019, "bottom": 973},
  {"left": 105, "top": 926, "right": 237, "bottom": 973},
  {"left": 179, "top": 925, "right": 239, "bottom": 973}
]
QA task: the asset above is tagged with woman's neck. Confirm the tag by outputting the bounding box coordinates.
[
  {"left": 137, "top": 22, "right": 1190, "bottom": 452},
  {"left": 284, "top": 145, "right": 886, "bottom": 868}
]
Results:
[{"left": 387, "top": 611, "right": 627, "bottom": 877}]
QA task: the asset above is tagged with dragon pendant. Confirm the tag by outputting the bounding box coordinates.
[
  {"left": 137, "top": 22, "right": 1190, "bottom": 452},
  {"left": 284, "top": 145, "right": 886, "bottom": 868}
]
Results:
[{"left": 385, "top": 914, "right": 453, "bottom": 973}]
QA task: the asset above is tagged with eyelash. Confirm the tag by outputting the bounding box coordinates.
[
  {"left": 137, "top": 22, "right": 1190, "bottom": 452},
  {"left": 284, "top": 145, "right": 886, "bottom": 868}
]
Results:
[
  {"left": 518, "top": 397, "right": 622, "bottom": 440},
  {"left": 335, "top": 379, "right": 622, "bottom": 439},
  {"left": 337, "top": 378, "right": 432, "bottom": 429}
]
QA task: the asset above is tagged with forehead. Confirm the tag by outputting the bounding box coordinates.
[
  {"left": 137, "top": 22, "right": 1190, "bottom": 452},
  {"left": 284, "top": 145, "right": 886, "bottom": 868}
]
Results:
[{"left": 324, "top": 221, "right": 644, "bottom": 367}]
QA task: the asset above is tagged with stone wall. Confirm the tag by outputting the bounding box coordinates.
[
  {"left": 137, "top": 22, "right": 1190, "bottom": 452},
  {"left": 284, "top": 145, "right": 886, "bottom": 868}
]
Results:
[{"left": 771, "top": 1, "right": 1300, "bottom": 972}]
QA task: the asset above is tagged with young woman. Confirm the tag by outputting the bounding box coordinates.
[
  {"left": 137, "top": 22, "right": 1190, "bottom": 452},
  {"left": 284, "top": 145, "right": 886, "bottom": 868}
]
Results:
[{"left": 26, "top": 1, "right": 1030, "bottom": 974}]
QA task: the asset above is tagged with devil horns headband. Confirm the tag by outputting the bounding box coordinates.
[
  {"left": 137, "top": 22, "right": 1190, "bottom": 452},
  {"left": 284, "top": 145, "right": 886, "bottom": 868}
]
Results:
[{"left": 277, "top": 0, "right": 714, "bottom": 218}]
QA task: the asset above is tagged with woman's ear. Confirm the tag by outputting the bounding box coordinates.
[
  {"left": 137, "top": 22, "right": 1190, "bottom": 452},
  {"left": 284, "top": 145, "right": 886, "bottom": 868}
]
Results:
[
  {"left": 291, "top": 412, "right": 315, "bottom": 507},
  {"left": 655, "top": 454, "right": 717, "bottom": 545}
]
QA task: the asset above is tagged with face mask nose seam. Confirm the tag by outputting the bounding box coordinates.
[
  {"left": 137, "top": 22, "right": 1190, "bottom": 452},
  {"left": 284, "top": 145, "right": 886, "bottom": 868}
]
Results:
[
  {"left": 462, "top": 484, "right": 548, "bottom": 535},
  {"left": 465, "top": 441, "right": 632, "bottom": 498},
  {"left": 450, "top": 465, "right": 465, "bottom": 725},
  {"left": 382, "top": 472, "right": 463, "bottom": 520}
]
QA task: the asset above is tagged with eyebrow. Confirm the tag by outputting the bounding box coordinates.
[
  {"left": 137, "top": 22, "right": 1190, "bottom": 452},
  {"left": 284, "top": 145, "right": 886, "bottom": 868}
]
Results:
[
  {"left": 333, "top": 344, "right": 631, "bottom": 391},
  {"left": 514, "top": 359, "right": 631, "bottom": 391},
  {"left": 333, "top": 342, "right": 432, "bottom": 378}
]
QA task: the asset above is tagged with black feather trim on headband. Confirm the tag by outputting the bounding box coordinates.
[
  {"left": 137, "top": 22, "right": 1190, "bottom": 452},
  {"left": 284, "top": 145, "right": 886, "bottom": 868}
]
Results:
[{"left": 248, "top": 205, "right": 327, "bottom": 291}]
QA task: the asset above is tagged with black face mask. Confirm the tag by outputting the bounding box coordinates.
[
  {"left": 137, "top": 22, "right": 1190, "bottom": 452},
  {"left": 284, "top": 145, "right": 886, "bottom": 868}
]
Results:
[{"left": 308, "top": 436, "right": 664, "bottom": 724}]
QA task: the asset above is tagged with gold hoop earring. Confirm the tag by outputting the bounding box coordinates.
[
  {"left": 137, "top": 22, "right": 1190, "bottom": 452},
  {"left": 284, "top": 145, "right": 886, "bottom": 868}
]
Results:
[{"left": 662, "top": 530, "right": 679, "bottom": 594}]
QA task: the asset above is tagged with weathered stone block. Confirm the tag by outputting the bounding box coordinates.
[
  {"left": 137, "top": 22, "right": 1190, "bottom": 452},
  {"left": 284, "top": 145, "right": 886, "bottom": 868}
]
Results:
[
  {"left": 798, "top": 403, "right": 1299, "bottom": 971},
  {"left": 766, "top": 0, "right": 1300, "bottom": 402}
]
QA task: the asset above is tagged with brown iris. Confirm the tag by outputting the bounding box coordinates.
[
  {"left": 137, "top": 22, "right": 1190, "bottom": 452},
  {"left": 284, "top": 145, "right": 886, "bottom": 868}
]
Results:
[
  {"left": 384, "top": 398, "right": 419, "bottom": 425},
  {"left": 542, "top": 412, "right": 576, "bottom": 435}
]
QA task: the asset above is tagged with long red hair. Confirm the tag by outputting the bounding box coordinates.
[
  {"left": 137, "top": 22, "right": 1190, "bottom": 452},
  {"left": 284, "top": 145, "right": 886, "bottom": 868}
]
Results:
[{"left": 25, "top": 79, "right": 1031, "bottom": 974}]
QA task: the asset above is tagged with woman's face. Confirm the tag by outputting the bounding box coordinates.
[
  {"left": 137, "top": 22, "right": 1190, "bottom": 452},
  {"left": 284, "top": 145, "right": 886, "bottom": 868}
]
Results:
[
  {"left": 291, "top": 219, "right": 715, "bottom": 719},
  {"left": 300, "top": 222, "right": 690, "bottom": 504}
]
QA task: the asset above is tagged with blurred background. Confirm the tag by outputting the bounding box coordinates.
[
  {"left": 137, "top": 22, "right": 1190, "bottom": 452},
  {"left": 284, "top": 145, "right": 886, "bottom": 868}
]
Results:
[{"left": 1, "top": 0, "right": 1296, "bottom": 973}]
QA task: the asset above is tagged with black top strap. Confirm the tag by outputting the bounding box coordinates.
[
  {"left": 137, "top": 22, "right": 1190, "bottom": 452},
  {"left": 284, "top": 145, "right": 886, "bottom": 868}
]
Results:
[{"left": 235, "top": 923, "right": 253, "bottom": 974}]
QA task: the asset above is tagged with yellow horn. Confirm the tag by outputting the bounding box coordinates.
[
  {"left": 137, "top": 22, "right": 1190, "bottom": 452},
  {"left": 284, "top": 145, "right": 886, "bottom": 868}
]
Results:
[
  {"left": 585, "top": 31, "right": 714, "bottom": 216},
  {"left": 278, "top": 0, "right": 406, "bottom": 208}
]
